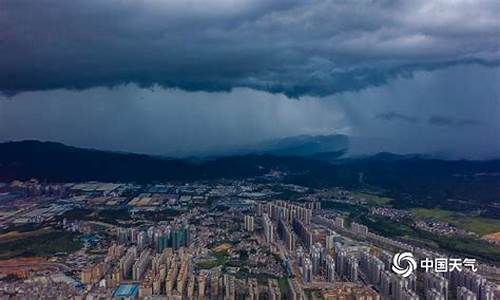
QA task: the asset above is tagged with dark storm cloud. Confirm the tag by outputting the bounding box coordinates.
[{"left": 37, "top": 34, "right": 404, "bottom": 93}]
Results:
[
  {"left": 0, "top": 87, "right": 346, "bottom": 156},
  {"left": 1, "top": 0, "right": 499, "bottom": 97},
  {"left": 375, "top": 112, "right": 419, "bottom": 123},
  {"left": 1, "top": 64, "right": 498, "bottom": 159}
]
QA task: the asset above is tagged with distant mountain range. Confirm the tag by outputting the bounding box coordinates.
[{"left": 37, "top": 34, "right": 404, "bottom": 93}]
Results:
[
  {"left": 198, "top": 134, "right": 349, "bottom": 160},
  {"left": 0, "top": 140, "right": 499, "bottom": 214},
  {"left": 0, "top": 140, "right": 326, "bottom": 182}
]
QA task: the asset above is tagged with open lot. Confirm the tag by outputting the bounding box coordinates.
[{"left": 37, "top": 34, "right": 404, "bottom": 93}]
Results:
[
  {"left": 354, "top": 192, "right": 393, "bottom": 206},
  {"left": 411, "top": 208, "right": 500, "bottom": 236},
  {"left": 0, "top": 228, "right": 82, "bottom": 259}
]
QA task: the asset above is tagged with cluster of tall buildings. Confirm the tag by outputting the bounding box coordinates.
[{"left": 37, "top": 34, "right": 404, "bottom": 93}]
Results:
[
  {"left": 83, "top": 239, "right": 266, "bottom": 299},
  {"left": 302, "top": 257, "right": 313, "bottom": 283},
  {"left": 424, "top": 272, "right": 448, "bottom": 300},
  {"left": 262, "top": 213, "right": 274, "bottom": 244},
  {"left": 253, "top": 201, "right": 499, "bottom": 300},
  {"left": 256, "top": 200, "right": 318, "bottom": 251},
  {"left": 80, "top": 261, "right": 111, "bottom": 286},
  {"left": 292, "top": 218, "right": 313, "bottom": 249},
  {"left": 132, "top": 249, "right": 151, "bottom": 281},
  {"left": 81, "top": 244, "right": 139, "bottom": 290},
  {"left": 325, "top": 254, "right": 336, "bottom": 282},
  {"left": 360, "top": 251, "right": 385, "bottom": 286},
  {"left": 334, "top": 243, "right": 359, "bottom": 282},
  {"left": 380, "top": 270, "right": 418, "bottom": 300},
  {"left": 450, "top": 268, "right": 496, "bottom": 300},
  {"left": 310, "top": 243, "right": 325, "bottom": 276},
  {"left": 243, "top": 215, "right": 254, "bottom": 232},
  {"left": 325, "top": 231, "right": 340, "bottom": 251},
  {"left": 154, "top": 225, "right": 191, "bottom": 252},
  {"left": 130, "top": 249, "right": 242, "bottom": 299},
  {"left": 297, "top": 241, "right": 362, "bottom": 285},
  {"left": 351, "top": 222, "right": 368, "bottom": 237},
  {"left": 118, "top": 224, "right": 191, "bottom": 253},
  {"left": 457, "top": 286, "right": 478, "bottom": 300},
  {"left": 277, "top": 218, "right": 296, "bottom": 252},
  {"left": 80, "top": 243, "right": 127, "bottom": 285},
  {"left": 358, "top": 249, "right": 497, "bottom": 300},
  {"left": 119, "top": 246, "right": 138, "bottom": 279},
  {"left": 80, "top": 222, "right": 195, "bottom": 298},
  {"left": 259, "top": 200, "right": 313, "bottom": 225}
]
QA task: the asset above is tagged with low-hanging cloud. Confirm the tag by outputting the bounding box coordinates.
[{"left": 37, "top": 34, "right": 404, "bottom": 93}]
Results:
[
  {"left": 0, "top": 64, "right": 498, "bottom": 159},
  {"left": 1, "top": 0, "right": 499, "bottom": 97},
  {"left": 329, "top": 64, "right": 500, "bottom": 159},
  {"left": 0, "top": 86, "right": 346, "bottom": 156}
]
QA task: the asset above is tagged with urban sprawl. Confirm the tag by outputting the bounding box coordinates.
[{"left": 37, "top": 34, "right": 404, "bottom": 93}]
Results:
[{"left": 0, "top": 176, "right": 498, "bottom": 300}]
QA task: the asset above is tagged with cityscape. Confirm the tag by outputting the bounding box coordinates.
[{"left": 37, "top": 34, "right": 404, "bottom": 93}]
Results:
[
  {"left": 0, "top": 176, "right": 498, "bottom": 299},
  {"left": 1, "top": 0, "right": 499, "bottom": 299}
]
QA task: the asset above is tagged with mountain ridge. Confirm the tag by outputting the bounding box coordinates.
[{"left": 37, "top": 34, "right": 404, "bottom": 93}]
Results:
[{"left": 1, "top": 140, "right": 499, "bottom": 212}]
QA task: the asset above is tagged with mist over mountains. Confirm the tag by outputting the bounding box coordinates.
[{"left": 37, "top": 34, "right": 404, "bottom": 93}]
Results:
[{"left": 190, "top": 134, "right": 349, "bottom": 160}]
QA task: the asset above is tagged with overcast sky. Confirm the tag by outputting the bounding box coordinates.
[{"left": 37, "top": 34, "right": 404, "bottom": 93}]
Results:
[{"left": 1, "top": 0, "right": 499, "bottom": 158}]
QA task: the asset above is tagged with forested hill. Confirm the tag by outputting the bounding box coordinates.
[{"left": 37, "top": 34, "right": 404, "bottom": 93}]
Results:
[{"left": 1, "top": 140, "right": 499, "bottom": 210}]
